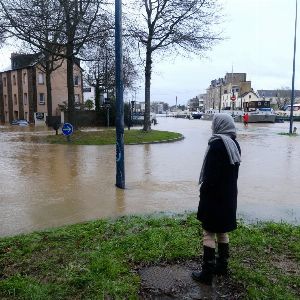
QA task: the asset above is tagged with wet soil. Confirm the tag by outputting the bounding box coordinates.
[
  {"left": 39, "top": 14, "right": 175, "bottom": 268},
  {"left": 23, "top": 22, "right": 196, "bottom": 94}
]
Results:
[{"left": 138, "top": 260, "right": 245, "bottom": 299}]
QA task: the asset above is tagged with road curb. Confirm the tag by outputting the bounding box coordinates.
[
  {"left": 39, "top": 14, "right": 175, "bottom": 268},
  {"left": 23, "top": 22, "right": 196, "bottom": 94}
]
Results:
[{"left": 127, "top": 135, "right": 184, "bottom": 145}]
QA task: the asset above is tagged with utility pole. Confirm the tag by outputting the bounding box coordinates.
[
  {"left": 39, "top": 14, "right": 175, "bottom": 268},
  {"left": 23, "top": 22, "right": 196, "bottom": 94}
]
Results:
[
  {"left": 115, "top": 0, "right": 125, "bottom": 189},
  {"left": 218, "top": 84, "right": 222, "bottom": 113},
  {"left": 290, "top": 0, "right": 298, "bottom": 134}
]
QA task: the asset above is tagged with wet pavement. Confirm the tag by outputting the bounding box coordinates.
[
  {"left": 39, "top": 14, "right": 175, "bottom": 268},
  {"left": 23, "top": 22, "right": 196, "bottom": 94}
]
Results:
[
  {"left": 0, "top": 118, "right": 300, "bottom": 236},
  {"left": 138, "top": 261, "right": 243, "bottom": 299}
]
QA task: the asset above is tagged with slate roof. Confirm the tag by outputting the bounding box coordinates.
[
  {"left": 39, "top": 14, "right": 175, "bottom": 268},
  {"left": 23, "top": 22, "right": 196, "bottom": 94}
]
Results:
[
  {"left": 11, "top": 53, "right": 42, "bottom": 70},
  {"left": 240, "top": 91, "right": 259, "bottom": 98},
  {"left": 257, "top": 89, "right": 300, "bottom": 98},
  {"left": 0, "top": 52, "right": 82, "bottom": 73}
]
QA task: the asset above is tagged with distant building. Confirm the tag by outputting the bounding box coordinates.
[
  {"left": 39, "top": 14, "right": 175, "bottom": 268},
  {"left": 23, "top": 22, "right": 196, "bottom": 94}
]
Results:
[
  {"left": 257, "top": 89, "right": 300, "bottom": 108},
  {"left": 187, "top": 96, "right": 200, "bottom": 111},
  {"left": 205, "top": 73, "right": 252, "bottom": 110},
  {"left": 83, "top": 86, "right": 94, "bottom": 103},
  {"left": 0, "top": 53, "right": 83, "bottom": 124},
  {"left": 240, "top": 91, "right": 260, "bottom": 111},
  {"left": 151, "top": 102, "right": 164, "bottom": 114},
  {"left": 187, "top": 94, "right": 206, "bottom": 111}
]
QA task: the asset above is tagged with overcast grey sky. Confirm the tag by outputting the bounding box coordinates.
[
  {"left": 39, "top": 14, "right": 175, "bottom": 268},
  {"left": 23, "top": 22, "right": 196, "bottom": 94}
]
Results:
[
  {"left": 149, "top": 0, "right": 299, "bottom": 105},
  {"left": 0, "top": 0, "right": 298, "bottom": 105}
]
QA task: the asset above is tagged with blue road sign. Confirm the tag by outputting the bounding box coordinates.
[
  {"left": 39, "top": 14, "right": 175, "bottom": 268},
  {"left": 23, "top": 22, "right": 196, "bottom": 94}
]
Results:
[{"left": 62, "top": 123, "right": 73, "bottom": 136}]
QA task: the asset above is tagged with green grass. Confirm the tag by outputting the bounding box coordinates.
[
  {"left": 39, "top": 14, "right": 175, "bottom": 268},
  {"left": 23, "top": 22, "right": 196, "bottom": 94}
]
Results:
[
  {"left": 278, "top": 132, "right": 298, "bottom": 136},
  {"left": 24, "top": 129, "right": 183, "bottom": 145},
  {"left": 0, "top": 215, "right": 299, "bottom": 299}
]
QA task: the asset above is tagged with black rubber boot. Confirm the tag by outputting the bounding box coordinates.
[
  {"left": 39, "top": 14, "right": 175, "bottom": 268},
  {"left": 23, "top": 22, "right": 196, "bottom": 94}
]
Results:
[
  {"left": 215, "top": 243, "right": 229, "bottom": 276},
  {"left": 192, "top": 246, "right": 215, "bottom": 285}
]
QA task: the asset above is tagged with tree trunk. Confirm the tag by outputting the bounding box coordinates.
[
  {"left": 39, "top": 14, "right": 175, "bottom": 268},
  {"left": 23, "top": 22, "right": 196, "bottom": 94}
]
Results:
[
  {"left": 143, "top": 47, "right": 152, "bottom": 131},
  {"left": 66, "top": 45, "right": 75, "bottom": 128},
  {"left": 95, "top": 79, "right": 101, "bottom": 112},
  {"left": 45, "top": 60, "right": 52, "bottom": 118}
]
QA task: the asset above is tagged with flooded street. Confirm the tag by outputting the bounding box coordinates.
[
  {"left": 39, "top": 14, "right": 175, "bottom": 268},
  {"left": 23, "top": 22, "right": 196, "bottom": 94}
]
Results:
[{"left": 1, "top": 118, "right": 300, "bottom": 236}]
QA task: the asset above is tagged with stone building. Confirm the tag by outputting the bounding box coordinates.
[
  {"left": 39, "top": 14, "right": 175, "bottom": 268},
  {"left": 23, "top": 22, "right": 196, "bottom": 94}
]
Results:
[
  {"left": 205, "top": 73, "right": 252, "bottom": 110},
  {"left": 0, "top": 53, "right": 83, "bottom": 124}
]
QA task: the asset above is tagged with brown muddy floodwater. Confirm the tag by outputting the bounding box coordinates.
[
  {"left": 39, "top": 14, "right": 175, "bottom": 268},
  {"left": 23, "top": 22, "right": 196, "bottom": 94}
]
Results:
[{"left": 0, "top": 118, "right": 300, "bottom": 236}]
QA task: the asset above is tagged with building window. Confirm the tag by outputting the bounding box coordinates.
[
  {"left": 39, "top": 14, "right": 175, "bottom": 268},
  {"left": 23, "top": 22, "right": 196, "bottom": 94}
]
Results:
[
  {"left": 38, "top": 72, "right": 45, "bottom": 84},
  {"left": 39, "top": 93, "right": 45, "bottom": 105},
  {"left": 14, "top": 94, "right": 17, "bottom": 105},
  {"left": 23, "top": 73, "right": 27, "bottom": 85},
  {"left": 249, "top": 95, "right": 251, "bottom": 99},
  {"left": 13, "top": 75, "right": 16, "bottom": 85},
  {"left": 4, "top": 95, "right": 7, "bottom": 106},
  {"left": 3, "top": 77, "right": 7, "bottom": 87},
  {"left": 24, "top": 93, "right": 28, "bottom": 105},
  {"left": 74, "top": 75, "right": 80, "bottom": 86},
  {"left": 25, "top": 112, "right": 28, "bottom": 121},
  {"left": 83, "top": 87, "right": 91, "bottom": 92}
]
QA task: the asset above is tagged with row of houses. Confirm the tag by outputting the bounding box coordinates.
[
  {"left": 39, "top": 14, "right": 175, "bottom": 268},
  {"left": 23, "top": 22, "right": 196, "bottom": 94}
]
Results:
[
  {"left": 0, "top": 53, "right": 83, "bottom": 124},
  {"left": 186, "top": 72, "right": 300, "bottom": 112},
  {"left": 203, "top": 73, "right": 300, "bottom": 111}
]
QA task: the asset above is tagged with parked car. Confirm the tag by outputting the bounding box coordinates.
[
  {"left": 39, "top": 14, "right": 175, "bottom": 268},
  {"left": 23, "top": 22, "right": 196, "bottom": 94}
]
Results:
[
  {"left": 132, "top": 112, "right": 157, "bottom": 125},
  {"left": 11, "top": 119, "right": 29, "bottom": 126}
]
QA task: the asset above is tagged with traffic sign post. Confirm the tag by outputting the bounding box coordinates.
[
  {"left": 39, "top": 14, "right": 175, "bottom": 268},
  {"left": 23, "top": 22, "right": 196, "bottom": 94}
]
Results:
[{"left": 62, "top": 123, "right": 74, "bottom": 142}]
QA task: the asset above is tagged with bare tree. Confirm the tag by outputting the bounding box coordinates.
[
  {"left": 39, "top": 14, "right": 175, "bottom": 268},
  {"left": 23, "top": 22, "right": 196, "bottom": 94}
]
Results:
[
  {"left": 276, "top": 87, "right": 291, "bottom": 109},
  {"left": 0, "top": 17, "right": 6, "bottom": 47},
  {"left": 82, "top": 33, "right": 140, "bottom": 111},
  {"left": 83, "top": 36, "right": 116, "bottom": 111},
  {"left": 0, "top": 0, "right": 111, "bottom": 126},
  {"left": 57, "top": 0, "right": 109, "bottom": 126},
  {"left": 127, "top": 0, "right": 222, "bottom": 131}
]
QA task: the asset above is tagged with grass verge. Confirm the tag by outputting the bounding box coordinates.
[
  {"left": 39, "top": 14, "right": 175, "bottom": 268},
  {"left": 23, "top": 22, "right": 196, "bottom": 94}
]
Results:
[
  {"left": 20, "top": 129, "right": 183, "bottom": 145},
  {"left": 0, "top": 214, "right": 299, "bottom": 299},
  {"left": 278, "top": 132, "right": 298, "bottom": 136}
]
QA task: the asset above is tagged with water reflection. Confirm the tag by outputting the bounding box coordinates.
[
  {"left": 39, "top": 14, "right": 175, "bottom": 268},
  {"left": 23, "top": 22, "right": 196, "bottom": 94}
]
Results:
[{"left": 0, "top": 119, "right": 299, "bottom": 236}]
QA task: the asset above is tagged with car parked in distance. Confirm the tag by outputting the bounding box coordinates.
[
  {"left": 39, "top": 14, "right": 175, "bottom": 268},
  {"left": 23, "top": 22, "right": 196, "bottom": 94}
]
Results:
[
  {"left": 11, "top": 119, "right": 29, "bottom": 126},
  {"left": 132, "top": 112, "right": 157, "bottom": 125}
]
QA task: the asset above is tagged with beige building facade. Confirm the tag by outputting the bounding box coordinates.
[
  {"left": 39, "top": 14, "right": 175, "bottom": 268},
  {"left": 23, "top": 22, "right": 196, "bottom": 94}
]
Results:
[
  {"left": 0, "top": 53, "right": 83, "bottom": 124},
  {"left": 205, "top": 73, "right": 252, "bottom": 110}
]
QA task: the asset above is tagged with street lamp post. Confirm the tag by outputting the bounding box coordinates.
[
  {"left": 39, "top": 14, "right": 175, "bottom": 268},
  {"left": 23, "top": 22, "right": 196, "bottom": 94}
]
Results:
[
  {"left": 131, "top": 100, "right": 135, "bottom": 126},
  {"left": 115, "top": 0, "right": 125, "bottom": 189},
  {"left": 218, "top": 85, "right": 222, "bottom": 112},
  {"left": 290, "top": 0, "right": 298, "bottom": 134},
  {"left": 104, "top": 97, "right": 110, "bottom": 127}
]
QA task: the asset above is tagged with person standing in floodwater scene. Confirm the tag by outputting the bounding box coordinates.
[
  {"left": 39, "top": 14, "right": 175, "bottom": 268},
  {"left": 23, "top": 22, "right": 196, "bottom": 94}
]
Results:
[
  {"left": 192, "top": 113, "right": 241, "bottom": 286},
  {"left": 242, "top": 112, "right": 249, "bottom": 127}
]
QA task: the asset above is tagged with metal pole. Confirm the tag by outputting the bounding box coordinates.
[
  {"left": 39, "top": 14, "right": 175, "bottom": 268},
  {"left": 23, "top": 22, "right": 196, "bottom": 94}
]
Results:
[
  {"left": 107, "top": 107, "right": 110, "bottom": 127},
  {"left": 115, "top": 0, "right": 125, "bottom": 189},
  {"left": 290, "top": 0, "right": 298, "bottom": 134},
  {"left": 219, "top": 85, "right": 222, "bottom": 112}
]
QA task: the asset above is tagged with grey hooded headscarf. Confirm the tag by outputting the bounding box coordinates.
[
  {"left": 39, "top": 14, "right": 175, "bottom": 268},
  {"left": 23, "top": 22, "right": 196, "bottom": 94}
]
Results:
[{"left": 199, "top": 113, "right": 241, "bottom": 184}]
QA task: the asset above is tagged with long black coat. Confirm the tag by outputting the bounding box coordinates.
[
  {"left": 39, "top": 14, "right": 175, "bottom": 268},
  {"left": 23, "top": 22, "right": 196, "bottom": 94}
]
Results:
[{"left": 197, "top": 138, "right": 241, "bottom": 233}]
